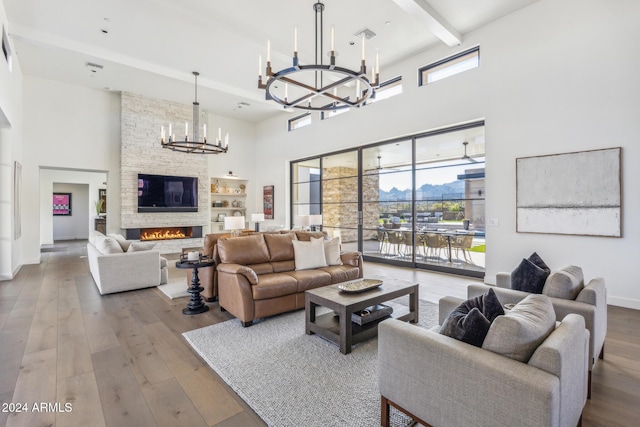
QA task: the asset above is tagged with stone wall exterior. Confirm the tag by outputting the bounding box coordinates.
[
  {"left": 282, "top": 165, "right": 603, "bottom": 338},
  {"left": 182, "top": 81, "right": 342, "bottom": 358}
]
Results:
[
  {"left": 120, "top": 92, "right": 208, "bottom": 251},
  {"left": 322, "top": 167, "right": 379, "bottom": 244}
]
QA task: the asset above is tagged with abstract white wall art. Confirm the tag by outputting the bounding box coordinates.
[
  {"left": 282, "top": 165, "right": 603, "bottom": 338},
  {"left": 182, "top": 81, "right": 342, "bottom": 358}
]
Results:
[{"left": 516, "top": 147, "right": 621, "bottom": 237}]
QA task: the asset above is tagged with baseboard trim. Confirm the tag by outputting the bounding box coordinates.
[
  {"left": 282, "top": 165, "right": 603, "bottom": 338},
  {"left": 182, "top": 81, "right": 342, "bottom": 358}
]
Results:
[
  {"left": 607, "top": 296, "right": 640, "bottom": 310},
  {"left": 0, "top": 264, "right": 22, "bottom": 281}
]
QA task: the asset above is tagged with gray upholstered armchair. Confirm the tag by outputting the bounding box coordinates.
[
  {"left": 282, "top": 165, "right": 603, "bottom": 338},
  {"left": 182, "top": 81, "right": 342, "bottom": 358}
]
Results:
[
  {"left": 378, "top": 295, "right": 589, "bottom": 427},
  {"left": 468, "top": 265, "right": 606, "bottom": 398}
]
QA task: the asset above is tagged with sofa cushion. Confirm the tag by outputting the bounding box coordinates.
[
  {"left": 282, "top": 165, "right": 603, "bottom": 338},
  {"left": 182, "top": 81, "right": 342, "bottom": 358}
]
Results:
[
  {"left": 511, "top": 255, "right": 550, "bottom": 294},
  {"left": 218, "top": 234, "right": 270, "bottom": 265},
  {"left": 319, "top": 265, "right": 361, "bottom": 284},
  {"left": 271, "top": 260, "right": 296, "bottom": 273},
  {"left": 482, "top": 294, "right": 556, "bottom": 362},
  {"left": 252, "top": 273, "right": 298, "bottom": 300},
  {"left": 127, "top": 241, "right": 157, "bottom": 252},
  {"left": 322, "top": 237, "right": 342, "bottom": 266},
  {"left": 264, "top": 233, "right": 296, "bottom": 262},
  {"left": 284, "top": 269, "right": 332, "bottom": 292},
  {"left": 293, "top": 238, "right": 328, "bottom": 270},
  {"left": 439, "top": 289, "right": 504, "bottom": 347},
  {"left": 542, "top": 265, "right": 584, "bottom": 300},
  {"left": 94, "top": 235, "right": 124, "bottom": 254}
]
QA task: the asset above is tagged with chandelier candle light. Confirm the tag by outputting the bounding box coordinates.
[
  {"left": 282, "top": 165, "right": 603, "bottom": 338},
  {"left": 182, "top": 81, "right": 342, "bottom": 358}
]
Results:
[
  {"left": 160, "top": 71, "right": 229, "bottom": 154},
  {"left": 258, "top": 2, "right": 380, "bottom": 111}
]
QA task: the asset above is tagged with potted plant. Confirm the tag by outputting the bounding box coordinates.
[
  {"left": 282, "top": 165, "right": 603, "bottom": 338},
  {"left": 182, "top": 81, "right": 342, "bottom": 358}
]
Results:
[{"left": 95, "top": 199, "right": 104, "bottom": 217}]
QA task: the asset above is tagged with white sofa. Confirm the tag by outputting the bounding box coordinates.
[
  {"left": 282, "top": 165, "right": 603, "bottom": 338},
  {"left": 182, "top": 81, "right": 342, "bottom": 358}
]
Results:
[{"left": 87, "top": 230, "right": 168, "bottom": 295}]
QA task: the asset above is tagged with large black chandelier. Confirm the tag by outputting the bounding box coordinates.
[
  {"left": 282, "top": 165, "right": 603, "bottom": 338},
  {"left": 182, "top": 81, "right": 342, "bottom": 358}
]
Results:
[
  {"left": 258, "top": 2, "right": 380, "bottom": 111},
  {"left": 161, "top": 72, "right": 228, "bottom": 154}
]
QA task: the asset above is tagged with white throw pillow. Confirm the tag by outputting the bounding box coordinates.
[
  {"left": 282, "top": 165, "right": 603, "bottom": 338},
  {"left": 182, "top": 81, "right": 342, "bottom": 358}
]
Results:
[
  {"left": 293, "top": 238, "right": 327, "bottom": 270},
  {"left": 127, "top": 241, "right": 157, "bottom": 252},
  {"left": 94, "top": 236, "right": 124, "bottom": 255},
  {"left": 318, "top": 237, "right": 342, "bottom": 266}
]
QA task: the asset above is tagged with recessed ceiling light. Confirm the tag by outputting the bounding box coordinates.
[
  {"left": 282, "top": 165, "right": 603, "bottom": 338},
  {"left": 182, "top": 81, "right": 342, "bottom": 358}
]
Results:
[
  {"left": 101, "top": 29, "right": 109, "bottom": 34},
  {"left": 385, "top": 21, "right": 391, "bottom": 26}
]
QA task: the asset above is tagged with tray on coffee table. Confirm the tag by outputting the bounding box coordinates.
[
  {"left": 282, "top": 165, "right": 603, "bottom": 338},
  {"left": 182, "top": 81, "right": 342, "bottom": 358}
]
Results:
[{"left": 337, "top": 279, "right": 383, "bottom": 293}]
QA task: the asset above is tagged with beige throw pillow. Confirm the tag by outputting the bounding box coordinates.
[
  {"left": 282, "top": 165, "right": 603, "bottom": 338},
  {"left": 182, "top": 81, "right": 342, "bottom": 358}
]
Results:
[
  {"left": 108, "top": 233, "right": 134, "bottom": 251},
  {"left": 318, "top": 237, "right": 342, "bottom": 266},
  {"left": 127, "top": 241, "right": 157, "bottom": 252},
  {"left": 293, "top": 238, "right": 328, "bottom": 270},
  {"left": 482, "top": 294, "right": 556, "bottom": 363},
  {"left": 94, "top": 235, "right": 124, "bottom": 255}
]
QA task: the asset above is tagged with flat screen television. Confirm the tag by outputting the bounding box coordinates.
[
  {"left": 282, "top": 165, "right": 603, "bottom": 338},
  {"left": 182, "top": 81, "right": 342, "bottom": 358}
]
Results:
[{"left": 137, "top": 173, "right": 198, "bottom": 213}]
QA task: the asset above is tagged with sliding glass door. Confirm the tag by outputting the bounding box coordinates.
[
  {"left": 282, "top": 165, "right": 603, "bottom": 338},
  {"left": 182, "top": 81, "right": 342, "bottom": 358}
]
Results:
[
  {"left": 290, "top": 121, "right": 485, "bottom": 277},
  {"left": 362, "top": 140, "right": 413, "bottom": 265}
]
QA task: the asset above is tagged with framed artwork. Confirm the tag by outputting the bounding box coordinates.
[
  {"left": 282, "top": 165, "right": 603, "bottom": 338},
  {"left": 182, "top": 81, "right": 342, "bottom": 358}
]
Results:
[
  {"left": 516, "top": 147, "right": 621, "bottom": 237},
  {"left": 263, "top": 185, "right": 274, "bottom": 220},
  {"left": 13, "top": 161, "right": 21, "bottom": 239},
  {"left": 53, "top": 192, "right": 72, "bottom": 216}
]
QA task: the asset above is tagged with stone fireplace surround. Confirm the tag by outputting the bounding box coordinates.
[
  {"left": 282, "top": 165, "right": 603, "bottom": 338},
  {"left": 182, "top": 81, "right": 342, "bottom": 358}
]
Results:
[{"left": 120, "top": 93, "right": 209, "bottom": 253}]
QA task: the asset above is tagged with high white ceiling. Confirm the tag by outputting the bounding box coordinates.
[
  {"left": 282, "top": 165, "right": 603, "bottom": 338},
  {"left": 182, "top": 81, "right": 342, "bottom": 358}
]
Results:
[{"left": 5, "top": 0, "right": 539, "bottom": 122}]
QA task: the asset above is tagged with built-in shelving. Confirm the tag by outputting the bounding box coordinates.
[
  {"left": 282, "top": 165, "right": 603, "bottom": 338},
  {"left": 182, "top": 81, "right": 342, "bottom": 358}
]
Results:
[{"left": 210, "top": 176, "right": 248, "bottom": 232}]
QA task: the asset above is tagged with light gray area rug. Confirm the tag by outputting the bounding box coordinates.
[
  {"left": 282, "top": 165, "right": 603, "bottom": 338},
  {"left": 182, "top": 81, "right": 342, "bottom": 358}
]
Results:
[
  {"left": 157, "top": 262, "right": 189, "bottom": 299},
  {"left": 183, "top": 298, "right": 438, "bottom": 427}
]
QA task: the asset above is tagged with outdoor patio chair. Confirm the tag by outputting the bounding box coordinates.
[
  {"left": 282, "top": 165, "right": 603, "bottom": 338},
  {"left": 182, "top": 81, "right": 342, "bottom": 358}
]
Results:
[
  {"left": 377, "top": 229, "right": 389, "bottom": 254},
  {"left": 386, "top": 231, "right": 404, "bottom": 257},
  {"left": 451, "top": 232, "right": 475, "bottom": 264}
]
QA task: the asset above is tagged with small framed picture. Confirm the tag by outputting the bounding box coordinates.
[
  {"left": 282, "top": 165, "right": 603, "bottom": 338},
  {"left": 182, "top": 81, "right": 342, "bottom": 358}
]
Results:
[
  {"left": 217, "top": 213, "right": 226, "bottom": 222},
  {"left": 53, "top": 193, "right": 72, "bottom": 216}
]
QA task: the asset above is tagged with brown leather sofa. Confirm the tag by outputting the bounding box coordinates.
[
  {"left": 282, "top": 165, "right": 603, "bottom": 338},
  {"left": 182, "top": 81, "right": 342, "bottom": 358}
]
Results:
[{"left": 214, "top": 231, "right": 364, "bottom": 326}]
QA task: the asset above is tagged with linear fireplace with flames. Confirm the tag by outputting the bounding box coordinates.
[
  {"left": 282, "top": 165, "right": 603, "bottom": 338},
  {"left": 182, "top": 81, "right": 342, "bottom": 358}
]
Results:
[{"left": 126, "top": 226, "right": 203, "bottom": 241}]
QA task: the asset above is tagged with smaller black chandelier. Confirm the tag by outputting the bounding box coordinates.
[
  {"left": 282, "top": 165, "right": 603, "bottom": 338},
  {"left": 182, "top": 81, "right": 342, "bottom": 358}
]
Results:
[
  {"left": 258, "top": 2, "right": 380, "bottom": 111},
  {"left": 161, "top": 71, "right": 228, "bottom": 154}
]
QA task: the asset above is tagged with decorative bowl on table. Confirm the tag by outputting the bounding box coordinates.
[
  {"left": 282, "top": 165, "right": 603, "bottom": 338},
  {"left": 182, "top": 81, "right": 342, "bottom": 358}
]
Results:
[{"left": 338, "top": 279, "right": 383, "bottom": 293}]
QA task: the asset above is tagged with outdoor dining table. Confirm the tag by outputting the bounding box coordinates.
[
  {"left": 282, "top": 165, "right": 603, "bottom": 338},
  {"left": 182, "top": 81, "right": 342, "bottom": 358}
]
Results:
[{"left": 422, "top": 229, "right": 469, "bottom": 263}]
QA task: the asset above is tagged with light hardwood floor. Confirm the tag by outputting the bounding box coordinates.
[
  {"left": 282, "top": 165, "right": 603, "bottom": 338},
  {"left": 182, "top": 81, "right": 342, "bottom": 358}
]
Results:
[{"left": 0, "top": 240, "right": 638, "bottom": 426}]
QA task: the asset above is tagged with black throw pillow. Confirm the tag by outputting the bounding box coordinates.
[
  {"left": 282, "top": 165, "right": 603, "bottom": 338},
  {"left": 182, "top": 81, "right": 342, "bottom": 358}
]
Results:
[
  {"left": 440, "top": 288, "right": 505, "bottom": 347},
  {"left": 528, "top": 252, "right": 551, "bottom": 274},
  {"left": 511, "top": 257, "right": 549, "bottom": 294}
]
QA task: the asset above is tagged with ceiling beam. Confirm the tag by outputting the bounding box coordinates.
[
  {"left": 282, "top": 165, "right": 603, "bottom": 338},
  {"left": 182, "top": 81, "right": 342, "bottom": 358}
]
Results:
[{"left": 391, "top": 0, "right": 462, "bottom": 47}]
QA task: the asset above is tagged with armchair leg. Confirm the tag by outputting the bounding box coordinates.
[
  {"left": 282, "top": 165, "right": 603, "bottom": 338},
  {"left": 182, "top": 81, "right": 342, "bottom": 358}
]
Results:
[
  {"left": 381, "top": 396, "right": 390, "bottom": 427},
  {"left": 577, "top": 413, "right": 583, "bottom": 427},
  {"left": 241, "top": 320, "right": 253, "bottom": 327},
  {"left": 380, "top": 395, "right": 432, "bottom": 427},
  {"left": 588, "top": 371, "right": 592, "bottom": 399}
]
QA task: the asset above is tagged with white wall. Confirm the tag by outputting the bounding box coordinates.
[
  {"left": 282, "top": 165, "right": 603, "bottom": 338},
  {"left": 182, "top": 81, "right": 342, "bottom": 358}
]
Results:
[
  {"left": 207, "top": 113, "right": 258, "bottom": 220},
  {"left": 254, "top": 0, "right": 640, "bottom": 308},
  {"left": 21, "top": 76, "right": 120, "bottom": 264},
  {"left": 0, "top": 0, "right": 23, "bottom": 280}
]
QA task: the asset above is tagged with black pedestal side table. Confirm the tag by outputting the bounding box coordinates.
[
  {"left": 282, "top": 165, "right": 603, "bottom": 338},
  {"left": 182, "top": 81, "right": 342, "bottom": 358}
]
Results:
[{"left": 175, "top": 257, "right": 215, "bottom": 315}]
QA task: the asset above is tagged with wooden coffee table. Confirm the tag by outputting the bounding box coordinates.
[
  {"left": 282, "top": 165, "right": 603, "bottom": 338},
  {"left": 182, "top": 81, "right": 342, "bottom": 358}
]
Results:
[{"left": 305, "top": 281, "right": 419, "bottom": 354}]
